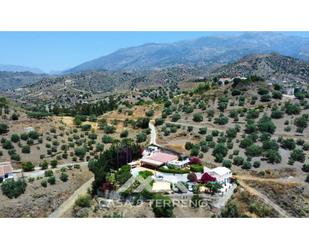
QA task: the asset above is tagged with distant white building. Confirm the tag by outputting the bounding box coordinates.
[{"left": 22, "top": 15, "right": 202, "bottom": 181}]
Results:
[
  {"left": 284, "top": 87, "right": 295, "bottom": 96},
  {"left": 24, "top": 127, "right": 35, "bottom": 133},
  {"left": 167, "top": 158, "right": 190, "bottom": 168},
  {"left": 0, "top": 162, "right": 14, "bottom": 182},
  {"left": 218, "top": 78, "right": 233, "bottom": 85},
  {"left": 203, "top": 166, "right": 232, "bottom": 186}
]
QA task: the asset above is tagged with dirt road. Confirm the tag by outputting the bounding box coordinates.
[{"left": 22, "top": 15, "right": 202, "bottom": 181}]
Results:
[
  {"left": 165, "top": 121, "right": 225, "bottom": 132},
  {"left": 235, "top": 175, "right": 300, "bottom": 185},
  {"left": 149, "top": 121, "right": 158, "bottom": 145},
  {"left": 14, "top": 162, "right": 88, "bottom": 179},
  {"left": 237, "top": 180, "right": 291, "bottom": 218}
]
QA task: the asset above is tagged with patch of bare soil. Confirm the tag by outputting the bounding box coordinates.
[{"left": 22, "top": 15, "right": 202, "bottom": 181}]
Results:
[
  {"left": 237, "top": 168, "right": 299, "bottom": 180},
  {"left": 178, "top": 81, "right": 200, "bottom": 90},
  {"left": 53, "top": 116, "right": 74, "bottom": 127},
  {"left": 0, "top": 167, "right": 93, "bottom": 218},
  {"left": 103, "top": 104, "right": 162, "bottom": 121},
  {"left": 224, "top": 188, "right": 280, "bottom": 218},
  {"left": 245, "top": 180, "right": 309, "bottom": 217}
]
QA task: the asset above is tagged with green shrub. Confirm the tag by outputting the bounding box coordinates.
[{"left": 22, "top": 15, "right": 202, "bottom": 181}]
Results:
[
  {"left": 0, "top": 123, "right": 9, "bottom": 134},
  {"left": 102, "top": 135, "right": 113, "bottom": 144},
  {"left": 81, "top": 124, "right": 92, "bottom": 131},
  {"left": 10, "top": 153, "right": 20, "bottom": 161},
  {"left": 115, "top": 164, "right": 132, "bottom": 185},
  {"left": 41, "top": 180, "right": 47, "bottom": 187},
  {"left": 120, "top": 130, "right": 129, "bottom": 138},
  {"left": 40, "top": 160, "right": 49, "bottom": 170},
  {"left": 74, "top": 164, "right": 81, "bottom": 169},
  {"left": 21, "top": 145, "right": 31, "bottom": 153},
  {"left": 258, "top": 115, "right": 276, "bottom": 134},
  {"left": 253, "top": 161, "right": 261, "bottom": 168},
  {"left": 242, "top": 161, "right": 252, "bottom": 170},
  {"left": 155, "top": 118, "right": 164, "bottom": 126},
  {"left": 302, "top": 164, "right": 309, "bottom": 172},
  {"left": 60, "top": 172, "right": 69, "bottom": 182},
  {"left": 103, "top": 125, "right": 116, "bottom": 134},
  {"left": 1, "top": 179, "right": 27, "bottom": 198},
  {"left": 44, "top": 170, "right": 54, "bottom": 177},
  {"left": 47, "top": 176, "right": 56, "bottom": 185},
  {"left": 185, "top": 142, "right": 193, "bottom": 150},
  {"left": 3, "top": 140, "right": 14, "bottom": 150},
  {"left": 249, "top": 201, "right": 272, "bottom": 217},
  {"left": 136, "top": 132, "right": 147, "bottom": 143},
  {"left": 193, "top": 113, "right": 203, "bottom": 122},
  {"left": 158, "top": 167, "right": 190, "bottom": 174},
  {"left": 22, "top": 162, "right": 35, "bottom": 172},
  {"left": 290, "top": 149, "right": 305, "bottom": 163},
  {"left": 222, "top": 160, "right": 232, "bottom": 168},
  {"left": 11, "top": 134, "right": 20, "bottom": 143},
  {"left": 280, "top": 138, "right": 296, "bottom": 150},
  {"left": 75, "top": 147, "right": 87, "bottom": 159},
  {"left": 190, "top": 164, "right": 204, "bottom": 173},
  {"left": 245, "top": 144, "right": 262, "bottom": 157},
  {"left": 152, "top": 194, "right": 174, "bottom": 217},
  {"left": 214, "top": 114, "right": 228, "bottom": 125},
  {"left": 233, "top": 156, "right": 244, "bottom": 166},
  {"left": 264, "top": 149, "right": 281, "bottom": 164},
  {"left": 50, "top": 160, "right": 58, "bottom": 168},
  {"left": 75, "top": 194, "right": 92, "bottom": 208}
]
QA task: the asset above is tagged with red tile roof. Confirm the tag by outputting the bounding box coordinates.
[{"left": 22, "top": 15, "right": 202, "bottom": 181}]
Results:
[{"left": 147, "top": 152, "right": 178, "bottom": 163}]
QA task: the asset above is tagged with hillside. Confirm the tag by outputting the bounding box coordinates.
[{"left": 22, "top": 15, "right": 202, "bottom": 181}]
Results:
[
  {"left": 211, "top": 53, "right": 309, "bottom": 83},
  {"left": 7, "top": 65, "right": 208, "bottom": 107},
  {"left": 0, "top": 71, "right": 46, "bottom": 90},
  {"left": 21, "top": 65, "right": 207, "bottom": 92},
  {"left": 66, "top": 32, "right": 309, "bottom": 72}
]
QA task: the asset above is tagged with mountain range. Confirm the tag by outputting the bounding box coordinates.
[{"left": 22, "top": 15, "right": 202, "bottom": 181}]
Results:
[
  {"left": 2, "top": 32, "right": 309, "bottom": 91},
  {"left": 0, "top": 64, "right": 44, "bottom": 74},
  {"left": 66, "top": 32, "right": 309, "bottom": 73},
  {"left": 10, "top": 53, "right": 309, "bottom": 97}
]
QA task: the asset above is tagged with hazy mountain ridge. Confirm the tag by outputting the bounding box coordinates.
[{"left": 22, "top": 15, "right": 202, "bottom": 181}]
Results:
[
  {"left": 0, "top": 64, "right": 43, "bottom": 74},
  {"left": 0, "top": 71, "right": 46, "bottom": 90},
  {"left": 24, "top": 65, "right": 209, "bottom": 94},
  {"left": 66, "top": 32, "right": 309, "bottom": 72}
]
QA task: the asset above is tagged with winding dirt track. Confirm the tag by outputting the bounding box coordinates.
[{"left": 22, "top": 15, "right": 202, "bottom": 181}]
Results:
[
  {"left": 237, "top": 179, "right": 291, "bottom": 218},
  {"left": 235, "top": 174, "right": 303, "bottom": 218}
]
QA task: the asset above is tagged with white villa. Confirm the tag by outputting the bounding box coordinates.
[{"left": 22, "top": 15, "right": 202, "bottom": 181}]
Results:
[
  {"left": 129, "top": 145, "right": 233, "bottom": 195},
  {"left": 204, "top": 166, "right": 232, "bottom": 185}
]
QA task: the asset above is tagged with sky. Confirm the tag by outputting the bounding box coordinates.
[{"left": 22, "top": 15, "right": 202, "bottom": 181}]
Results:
[{"left": 1, "top": 31, "right": 309, "bottom": 73}]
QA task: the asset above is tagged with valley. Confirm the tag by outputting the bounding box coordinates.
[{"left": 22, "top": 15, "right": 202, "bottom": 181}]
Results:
[{"left": 1, "top": 32, "right": 309, "bottom": 218}]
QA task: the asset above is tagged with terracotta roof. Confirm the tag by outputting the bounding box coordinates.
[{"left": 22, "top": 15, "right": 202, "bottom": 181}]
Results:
[
  {"left": 0, "top": 162, "right": 13, "bottom": 177},
  {"left": 140, "top": 158, "right": 164, "bottom": 167},
  {"left": 147, "top": 152, "right": 178, "bottom": 163}
]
